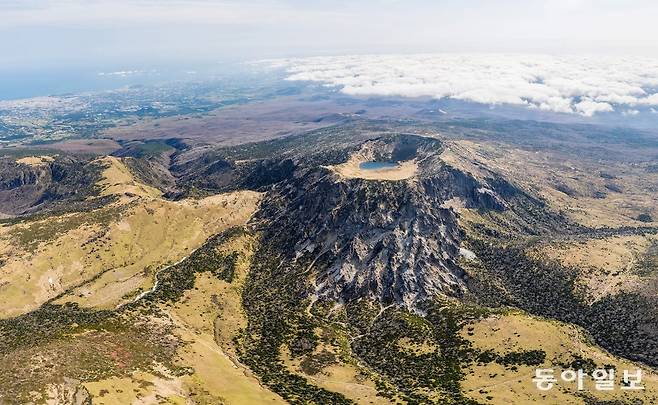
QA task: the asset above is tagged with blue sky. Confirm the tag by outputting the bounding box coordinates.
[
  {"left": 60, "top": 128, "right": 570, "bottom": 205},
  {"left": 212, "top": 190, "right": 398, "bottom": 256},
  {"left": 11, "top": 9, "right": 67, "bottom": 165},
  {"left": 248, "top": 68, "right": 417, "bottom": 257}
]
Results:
[{"left": 1, "top": 0, "right": 658, "bottom": 70}]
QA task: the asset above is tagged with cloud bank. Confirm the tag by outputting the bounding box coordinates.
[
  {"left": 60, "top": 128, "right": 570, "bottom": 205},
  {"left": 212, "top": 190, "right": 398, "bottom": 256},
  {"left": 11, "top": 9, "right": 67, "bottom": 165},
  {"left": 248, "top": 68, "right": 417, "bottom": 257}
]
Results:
[{"left": 270, "top": 54, "right": 658, "bottom": 116}]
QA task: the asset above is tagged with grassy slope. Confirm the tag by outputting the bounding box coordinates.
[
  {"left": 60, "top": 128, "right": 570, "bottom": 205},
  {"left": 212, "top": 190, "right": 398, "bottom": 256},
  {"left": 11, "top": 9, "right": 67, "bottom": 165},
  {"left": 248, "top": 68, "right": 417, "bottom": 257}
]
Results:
[
  {"left": 0, "top": 157, "right": 262, "bottom": 318},
  {"left": 462, "top": 312, "right": 658, "bottom": 404}
]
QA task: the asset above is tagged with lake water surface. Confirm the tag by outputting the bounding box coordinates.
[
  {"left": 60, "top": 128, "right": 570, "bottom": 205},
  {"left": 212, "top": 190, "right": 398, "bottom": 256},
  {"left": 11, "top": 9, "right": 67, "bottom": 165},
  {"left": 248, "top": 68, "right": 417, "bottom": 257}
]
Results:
[{"left": 359, "top": 161, "right": 400, "bottom": 170}]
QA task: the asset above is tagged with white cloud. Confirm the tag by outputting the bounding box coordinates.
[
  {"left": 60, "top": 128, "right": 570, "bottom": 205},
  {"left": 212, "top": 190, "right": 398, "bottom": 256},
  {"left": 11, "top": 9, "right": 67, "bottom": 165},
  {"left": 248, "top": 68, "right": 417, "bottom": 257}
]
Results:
[
  {"left": 574, "top": 99, "right": 614, "bottom": 117},
  {"left": 622, "top": 109, "right": 640, "bottom": 116},
  {"left": 637, "top": 93, "right": 658, "bottom": 106},
  {"left": 269, "top": 54, "right": 658, "bottom": 116},
  {"left": 97, "top": 70, "right": 152, "bottom": 77}
]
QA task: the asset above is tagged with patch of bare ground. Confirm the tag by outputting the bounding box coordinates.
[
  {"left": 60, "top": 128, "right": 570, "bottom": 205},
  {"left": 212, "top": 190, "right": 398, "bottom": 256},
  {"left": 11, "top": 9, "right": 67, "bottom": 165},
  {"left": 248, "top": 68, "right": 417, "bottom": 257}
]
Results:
[
  {"left": 15, "top": 155, "right": 55, "bottom": 167},
  {"left": 40, "top": 138, "right": 122, "bottom": 155},
  {"left": 329, "top": 155, "right": 418, "bottom": 181},
  {"left": 328, "top": 140, "right": 420, "bottom": 183}
]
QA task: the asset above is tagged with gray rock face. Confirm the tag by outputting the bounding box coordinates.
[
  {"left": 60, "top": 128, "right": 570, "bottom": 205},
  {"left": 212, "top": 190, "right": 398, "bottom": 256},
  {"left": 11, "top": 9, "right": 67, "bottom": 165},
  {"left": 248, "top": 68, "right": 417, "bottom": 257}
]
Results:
[
  {"left": 313, "top": 176, "right": 467, "bottom": 309},
  {"left": 45, "top": 378, "right": 92, "bottom": 405},
  {"left": 0, "top": 156, "right": 101, "bottom": 216}
]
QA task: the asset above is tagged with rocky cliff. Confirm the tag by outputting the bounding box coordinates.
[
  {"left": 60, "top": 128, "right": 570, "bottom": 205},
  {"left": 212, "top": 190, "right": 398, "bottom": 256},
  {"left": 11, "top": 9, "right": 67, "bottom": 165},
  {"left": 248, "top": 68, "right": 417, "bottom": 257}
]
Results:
[
  {"left": 251, "top": 134, "right": 520, "bottom": 309},
  {"left": 0, "top": 156, "right": 102, "bottom": 216}
]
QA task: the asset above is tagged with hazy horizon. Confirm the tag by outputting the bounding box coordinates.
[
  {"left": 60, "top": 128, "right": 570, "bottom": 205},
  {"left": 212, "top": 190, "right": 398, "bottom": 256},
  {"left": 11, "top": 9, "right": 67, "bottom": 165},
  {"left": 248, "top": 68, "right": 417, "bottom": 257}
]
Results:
[
  {"left": 3, "top": 0, "right": 658, "bottom": 121},
  {"left": 2, "top": 0, "right": 658, "bottom": 72}
]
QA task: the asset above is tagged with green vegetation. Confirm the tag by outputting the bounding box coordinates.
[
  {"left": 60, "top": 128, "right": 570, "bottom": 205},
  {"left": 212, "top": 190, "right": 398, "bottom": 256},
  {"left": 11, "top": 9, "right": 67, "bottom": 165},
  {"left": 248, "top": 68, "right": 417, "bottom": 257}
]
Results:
[
  {"left": 557, "top": 355, "right": 600, "bottom": 374},
  {"left": 130, "top": 141, "right": 174, "bottom": 157},
  {"left": 634, "top": 240, "right": 658, "bottom": 276},
  {"left": 8, "top": 202, "right": 125, "bottom": 251},
  {"left": 637, "top": 213, "right": 654, "bottom": 223},
  {"left": 348, "top": 301, "right": 498, "bottom": 404},
  {"left": 238, "top": 244, "right": 352, "bottom": 404},
  {"left": 476, "top": 349, "right": 546, "bottom": 368}
]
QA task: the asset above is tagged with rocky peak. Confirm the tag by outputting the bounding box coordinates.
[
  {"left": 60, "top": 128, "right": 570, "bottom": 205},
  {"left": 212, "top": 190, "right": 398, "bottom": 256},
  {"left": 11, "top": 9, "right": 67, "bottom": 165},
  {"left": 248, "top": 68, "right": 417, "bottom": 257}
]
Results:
[{"left": 254, "top": 134, "right": 512, "bottom": 309}]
